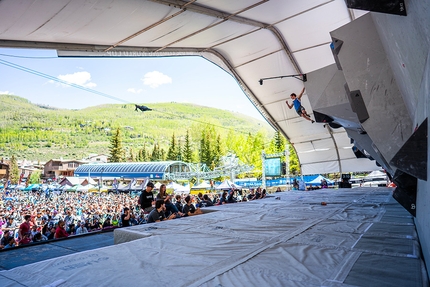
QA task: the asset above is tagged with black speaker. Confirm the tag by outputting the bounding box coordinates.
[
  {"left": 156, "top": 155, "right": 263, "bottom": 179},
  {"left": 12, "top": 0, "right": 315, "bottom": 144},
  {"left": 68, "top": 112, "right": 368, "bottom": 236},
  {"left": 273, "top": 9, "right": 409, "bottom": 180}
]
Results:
[{"left": 345, "top": 0, "right": 407, "bottom": 16}]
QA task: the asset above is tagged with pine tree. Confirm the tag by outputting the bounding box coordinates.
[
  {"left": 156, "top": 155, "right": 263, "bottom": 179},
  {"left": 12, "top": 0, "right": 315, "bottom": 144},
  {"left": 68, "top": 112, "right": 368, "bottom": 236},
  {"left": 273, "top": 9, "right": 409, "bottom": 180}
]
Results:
[
  {"left": 213, "top": 134, "right": 222, "bottom": 167},
  {"left": 109, "top": 128, "right": 125, "bottom": 162},
  {"left": 9, "top": 155, "right": 20, "bottom": 184},
  {"left": 176, "top": 141, "right": 183, "bottom": 161},
  {"left": 274, "top": 130, "right": 285, "bottom": 152},
  {"left": 183, "top": 130, "right": 193, "bottom": 163},
  {"left": 129, "top": 147, "right": 136, "bottom": 162},
  {"left": 167, "top": 133, "right": 177, "bottom": 160},
  {"left": 151, "top": 143, "right": 159, "bottom": 161}
]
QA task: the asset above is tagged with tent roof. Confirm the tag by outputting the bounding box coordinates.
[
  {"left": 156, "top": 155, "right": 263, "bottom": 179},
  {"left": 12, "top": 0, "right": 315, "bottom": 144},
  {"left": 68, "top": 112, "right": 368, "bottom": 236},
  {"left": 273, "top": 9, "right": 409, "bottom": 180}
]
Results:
[
  {"left": 74, "top": 161, "right": 190, "bottom": 179},
  {"left": 0, "top": 0, "right": 378, "bottom": 174},
  {"left": 216, "top": 180, "right": 242, "bottom": 190}
]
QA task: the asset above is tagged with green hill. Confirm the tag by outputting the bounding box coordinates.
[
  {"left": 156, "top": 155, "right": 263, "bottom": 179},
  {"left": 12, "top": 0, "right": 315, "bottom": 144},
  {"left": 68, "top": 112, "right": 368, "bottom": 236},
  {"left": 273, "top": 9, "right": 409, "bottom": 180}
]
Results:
[{"left": 0, "top": 94, "right": 274, "bottom": 161}]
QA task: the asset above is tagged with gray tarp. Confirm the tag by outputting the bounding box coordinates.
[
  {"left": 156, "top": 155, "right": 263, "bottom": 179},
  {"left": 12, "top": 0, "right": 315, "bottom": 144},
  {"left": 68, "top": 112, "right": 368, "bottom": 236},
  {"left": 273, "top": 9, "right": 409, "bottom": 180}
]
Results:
[{"left": 0, "top": 188, "right": 426, "bottom": 287}]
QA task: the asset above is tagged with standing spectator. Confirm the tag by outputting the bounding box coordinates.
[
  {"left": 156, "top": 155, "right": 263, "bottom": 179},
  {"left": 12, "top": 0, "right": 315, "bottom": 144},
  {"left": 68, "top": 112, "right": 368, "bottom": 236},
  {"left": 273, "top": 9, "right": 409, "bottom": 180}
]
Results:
[
  {"left": 54, "top": 220, "right": 69, "bottom": 239},
  {"left": 139, "top": 182, "right": 155, "bottom": 213},
  {"left": 64, "top": 209, "right": 76, "bottom": 229},
  {"left": 18, "top": 215, "right": 32, "bottom": 243}
]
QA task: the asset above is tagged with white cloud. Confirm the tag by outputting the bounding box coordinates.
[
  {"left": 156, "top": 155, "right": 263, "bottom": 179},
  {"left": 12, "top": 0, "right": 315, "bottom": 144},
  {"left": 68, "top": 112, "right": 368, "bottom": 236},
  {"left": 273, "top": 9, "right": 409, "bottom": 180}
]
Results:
[
  {"left": 52, "top": 71, "right": 97, "bottom": 88},
  {"left": 0, "top": 91, "right": 14, "bottom": 95},
  {"left": 127, "top": 88, "right": 143, "bottom": 94},
  {"left": 142, "top": 71, "right": 172, "bottom": 88}
]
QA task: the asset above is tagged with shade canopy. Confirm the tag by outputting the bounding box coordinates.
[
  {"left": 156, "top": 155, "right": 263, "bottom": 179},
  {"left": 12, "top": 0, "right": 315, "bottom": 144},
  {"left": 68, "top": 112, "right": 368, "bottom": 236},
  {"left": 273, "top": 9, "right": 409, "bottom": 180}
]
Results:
[{"left": 0, "top": 0, "right": 379, "bottom": 174}]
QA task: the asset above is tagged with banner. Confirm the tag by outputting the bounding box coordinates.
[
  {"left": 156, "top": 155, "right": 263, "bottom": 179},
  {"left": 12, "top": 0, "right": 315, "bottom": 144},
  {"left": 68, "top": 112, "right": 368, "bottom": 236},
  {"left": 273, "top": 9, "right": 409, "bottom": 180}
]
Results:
[{"left": 264, "top": 157, "right": 281, "bottom": 177}]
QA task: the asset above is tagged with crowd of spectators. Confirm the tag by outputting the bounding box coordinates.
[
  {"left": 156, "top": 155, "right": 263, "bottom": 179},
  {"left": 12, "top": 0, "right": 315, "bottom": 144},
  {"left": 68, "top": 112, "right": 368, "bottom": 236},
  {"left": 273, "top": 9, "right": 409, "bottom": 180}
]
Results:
[{"left": 0, "top": 183, "right": 269, "bottom": 250}]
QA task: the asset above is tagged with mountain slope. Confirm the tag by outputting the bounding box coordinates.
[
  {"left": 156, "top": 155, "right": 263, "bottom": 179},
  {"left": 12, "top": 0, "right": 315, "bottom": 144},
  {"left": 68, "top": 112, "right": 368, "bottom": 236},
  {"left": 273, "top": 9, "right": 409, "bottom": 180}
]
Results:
[{"left": 0, "top": 94, "right": 273, "bottom": 161}]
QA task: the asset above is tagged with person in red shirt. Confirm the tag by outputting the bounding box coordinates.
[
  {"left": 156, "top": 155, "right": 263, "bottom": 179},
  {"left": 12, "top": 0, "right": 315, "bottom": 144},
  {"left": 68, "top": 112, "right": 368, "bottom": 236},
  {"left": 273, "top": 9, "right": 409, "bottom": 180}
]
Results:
[
  {"left": 18, "top": 215, "right": 32, "bottom": 245},
  {"left": 54, "top": 220, "right": 69, "bottom": 239}
]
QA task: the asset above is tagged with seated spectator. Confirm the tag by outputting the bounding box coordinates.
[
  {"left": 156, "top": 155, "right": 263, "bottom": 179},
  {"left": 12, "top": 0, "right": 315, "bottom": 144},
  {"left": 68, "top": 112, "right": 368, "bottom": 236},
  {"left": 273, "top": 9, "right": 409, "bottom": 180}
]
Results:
[
  {"left": 0, "top": 230, "right": 12, "bottom": 246},
  {"left": 199, "top": 194, "right": 214, "bottom": 208},
  {"left": 91, "top": 218, "right": 102, "bottom": 230},
  {"left": 147, "top": 199, "right": 176, "bottom": 223},
  {"left": 261, "top": 189, "right": 267, "bottom": 199},
  {"left": 54, "top": 220, "right": 69, "bottom": 239},
  {"left": 247, "top": 189, "right": 256, "bottom": 201},
  {"left": 30, "top": 225, "right": 39, "bottom": 239},
  {"left": 255, "top": 187, "right": 262, "bottom": 199},
  {"left": 212, "top": 194, "right": 220, "bottom": 205},
  {"left": 33, "top": 232, "right": 48, "bottom": 242},
  {"left": 227, "top": 190, "right": 236, "bottom": 203},
  {"left": 102, "top": 217, "right": 113, "bottom": 229},
  {"left": 47, "top": 225, "right": 56, "bottom": 240},
  {"left": 121, "top": 207, "right": 131, "bottom": 227},
  {"left": 196, "top": 192, "right": 204, "bottom": 207},
  {"left": 3, "top": 237, "right": 16, "bottom": 249},
  {"left": 321, "top": 179, "right": 328, "bottom": 188},
  {"left": 218, "top": 191, "right": 228, "bottom": 205},
  {"left": 111, "top": 214, "right": 119, "bottom": 227},
  {"left": 182, "top": 195, "right": 203, "bottom": 216},
  {"left": 275, "top": 187, "right": 282, "bottom": 192},
  {"left": 174, "top": 194, "right": 183, "bottom": 213},
  {"left": 75, "top": 221, "right": 88, "bottom": 235},
  {"left": 68, "top": 223, "right": 76, "bottom": 235}
]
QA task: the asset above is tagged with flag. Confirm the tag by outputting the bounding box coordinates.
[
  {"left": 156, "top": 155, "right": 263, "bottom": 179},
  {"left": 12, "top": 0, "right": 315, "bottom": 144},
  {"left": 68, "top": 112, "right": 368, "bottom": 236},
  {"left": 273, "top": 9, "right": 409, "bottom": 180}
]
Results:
[
  {"left": 128, "top": 178, "right": 137, "bottom": 190},
  {"left": 140, "top": 178, "right": 149, "bottom": 190}
]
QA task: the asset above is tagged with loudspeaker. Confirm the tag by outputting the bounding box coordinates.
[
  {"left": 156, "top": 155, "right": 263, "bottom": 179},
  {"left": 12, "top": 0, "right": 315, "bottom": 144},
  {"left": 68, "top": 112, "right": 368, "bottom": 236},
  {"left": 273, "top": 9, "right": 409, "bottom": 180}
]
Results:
[
  {"left": 392, "top": 170, "right": 417, "bottom": 217},
  {"left": 345, "top": 0, "right": 407, "bottom": 16}
]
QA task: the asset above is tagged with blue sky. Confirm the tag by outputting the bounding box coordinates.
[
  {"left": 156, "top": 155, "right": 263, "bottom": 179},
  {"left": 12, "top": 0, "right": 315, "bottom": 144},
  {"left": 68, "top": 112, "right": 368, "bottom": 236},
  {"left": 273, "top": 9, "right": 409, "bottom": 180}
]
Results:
[{"left": 0, "top": 47, "right": 266, "bottom": 121}]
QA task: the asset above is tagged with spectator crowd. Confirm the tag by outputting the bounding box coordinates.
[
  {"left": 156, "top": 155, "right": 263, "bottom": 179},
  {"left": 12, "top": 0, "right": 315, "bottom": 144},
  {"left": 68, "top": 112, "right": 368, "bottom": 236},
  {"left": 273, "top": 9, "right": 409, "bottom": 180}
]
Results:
[{"left": 0, "top": 183, "right": 269, "bottom": 250}]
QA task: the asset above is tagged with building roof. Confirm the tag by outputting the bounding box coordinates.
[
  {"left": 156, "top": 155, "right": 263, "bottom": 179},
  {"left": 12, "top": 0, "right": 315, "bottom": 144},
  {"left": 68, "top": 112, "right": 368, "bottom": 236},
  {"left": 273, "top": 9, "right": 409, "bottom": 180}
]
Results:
[{"left": 74, "top": 161, "right": 190, "bottom": 180}]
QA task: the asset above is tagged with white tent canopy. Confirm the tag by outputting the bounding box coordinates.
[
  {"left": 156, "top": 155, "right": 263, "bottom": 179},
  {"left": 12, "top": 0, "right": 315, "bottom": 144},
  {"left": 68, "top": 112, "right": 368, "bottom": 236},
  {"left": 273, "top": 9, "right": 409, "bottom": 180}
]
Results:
[
  {"left": 0, "top": 0, "right": 378, "bottom": 174},
  {"left": 216, "top": 180, "right": 242, "bottom": 190},
  {"left": 191, "top": 181, "right": 212, "bottom": 189},
  {"left": 166, "top": 182, "right": 190, "bottom": 193},
  {"left": 307, "top": 175, "right": 333, "bottom": 185}
]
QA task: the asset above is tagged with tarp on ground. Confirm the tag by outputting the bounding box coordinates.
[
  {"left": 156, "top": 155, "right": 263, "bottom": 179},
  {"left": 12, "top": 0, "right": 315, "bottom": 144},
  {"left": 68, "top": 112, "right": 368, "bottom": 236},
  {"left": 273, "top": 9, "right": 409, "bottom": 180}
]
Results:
[{"left": 0, "top": 188, "right": 425, "bottom": 287}]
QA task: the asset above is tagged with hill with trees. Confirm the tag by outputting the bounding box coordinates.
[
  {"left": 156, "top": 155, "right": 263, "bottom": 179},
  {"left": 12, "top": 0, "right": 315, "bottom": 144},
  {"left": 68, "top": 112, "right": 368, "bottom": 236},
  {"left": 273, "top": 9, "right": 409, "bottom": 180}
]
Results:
[{"left": 0, "top": 94, "right": 300, "bottom": 176}]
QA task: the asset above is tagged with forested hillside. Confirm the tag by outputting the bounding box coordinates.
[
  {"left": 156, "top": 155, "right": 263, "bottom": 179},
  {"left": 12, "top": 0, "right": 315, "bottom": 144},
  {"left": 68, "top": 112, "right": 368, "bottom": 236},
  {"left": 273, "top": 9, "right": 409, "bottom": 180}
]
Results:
[{"left": 0, "top": 94, "right": 275, "bottom": 163}]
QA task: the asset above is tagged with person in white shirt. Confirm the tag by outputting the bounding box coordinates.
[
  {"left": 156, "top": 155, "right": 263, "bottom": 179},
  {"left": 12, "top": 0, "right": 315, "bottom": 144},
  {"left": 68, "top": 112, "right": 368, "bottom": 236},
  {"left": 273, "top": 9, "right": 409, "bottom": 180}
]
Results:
[{"left": 75, "top": 221, "right": 88, "bottom": 235}]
